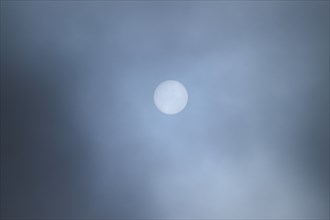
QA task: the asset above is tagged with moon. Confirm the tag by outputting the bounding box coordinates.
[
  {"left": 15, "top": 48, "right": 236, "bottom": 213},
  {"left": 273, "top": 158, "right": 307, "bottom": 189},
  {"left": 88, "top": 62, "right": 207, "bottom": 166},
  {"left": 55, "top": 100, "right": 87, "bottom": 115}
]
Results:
[{"left": 154, "top": 80, "right": 188, "bottom": 115}]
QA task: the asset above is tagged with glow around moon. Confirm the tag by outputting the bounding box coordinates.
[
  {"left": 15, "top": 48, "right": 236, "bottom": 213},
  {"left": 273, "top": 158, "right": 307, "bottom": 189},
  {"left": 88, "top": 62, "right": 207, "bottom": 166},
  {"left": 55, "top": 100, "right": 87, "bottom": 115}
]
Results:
[{"left": 154, "top": 80, "right": 188, "bottom": 115}]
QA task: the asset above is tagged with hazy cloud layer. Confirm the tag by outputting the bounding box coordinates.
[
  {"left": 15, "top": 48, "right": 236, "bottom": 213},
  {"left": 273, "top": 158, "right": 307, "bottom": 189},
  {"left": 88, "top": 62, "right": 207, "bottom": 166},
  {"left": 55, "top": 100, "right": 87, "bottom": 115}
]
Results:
[{"left": 1, "top": 1, "right": 329, "bottom": 219}]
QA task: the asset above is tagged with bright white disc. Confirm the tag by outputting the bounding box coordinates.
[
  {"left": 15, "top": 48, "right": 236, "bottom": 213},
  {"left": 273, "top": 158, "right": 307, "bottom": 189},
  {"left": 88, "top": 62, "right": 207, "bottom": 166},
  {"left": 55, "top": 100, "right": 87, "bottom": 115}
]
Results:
[{"left": 154, "top": 80, "right": 188, "bottom": 115}]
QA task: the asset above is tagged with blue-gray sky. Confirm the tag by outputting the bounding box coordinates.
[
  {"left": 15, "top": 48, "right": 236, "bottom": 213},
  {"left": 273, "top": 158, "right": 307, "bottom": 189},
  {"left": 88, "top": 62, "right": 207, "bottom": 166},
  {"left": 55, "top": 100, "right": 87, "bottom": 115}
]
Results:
[{"left": 1, "top": 1, "right": 329, "bottom": 219}]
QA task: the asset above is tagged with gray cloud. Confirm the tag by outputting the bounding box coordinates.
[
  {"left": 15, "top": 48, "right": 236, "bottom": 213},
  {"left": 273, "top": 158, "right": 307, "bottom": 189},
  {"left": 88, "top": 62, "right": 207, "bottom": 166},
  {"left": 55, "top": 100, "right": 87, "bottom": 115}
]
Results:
[{"left": 1, "top": 1, "right": 329, "bottom": 219}]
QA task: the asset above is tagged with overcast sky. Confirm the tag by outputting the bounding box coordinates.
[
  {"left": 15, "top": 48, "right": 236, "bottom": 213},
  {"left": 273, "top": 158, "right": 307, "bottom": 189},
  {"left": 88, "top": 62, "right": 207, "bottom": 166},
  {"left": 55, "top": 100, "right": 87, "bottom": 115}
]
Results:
[{"left": 1, "top": 1, "right": 329, "bottom": 219}]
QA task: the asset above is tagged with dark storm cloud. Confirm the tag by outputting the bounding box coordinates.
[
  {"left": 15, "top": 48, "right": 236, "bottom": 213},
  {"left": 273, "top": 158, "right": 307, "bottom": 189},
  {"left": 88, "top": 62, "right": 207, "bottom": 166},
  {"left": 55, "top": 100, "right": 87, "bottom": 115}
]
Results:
[{"left": 1, "top": 1, "right": 329, "bottom": 219}]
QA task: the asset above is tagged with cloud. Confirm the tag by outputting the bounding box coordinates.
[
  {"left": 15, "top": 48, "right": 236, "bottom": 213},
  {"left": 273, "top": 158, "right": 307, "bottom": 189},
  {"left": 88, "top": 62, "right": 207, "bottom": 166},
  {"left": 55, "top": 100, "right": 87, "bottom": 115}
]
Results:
[{"left": 1, "top": 1, "right": 329, "bottom": 219}]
